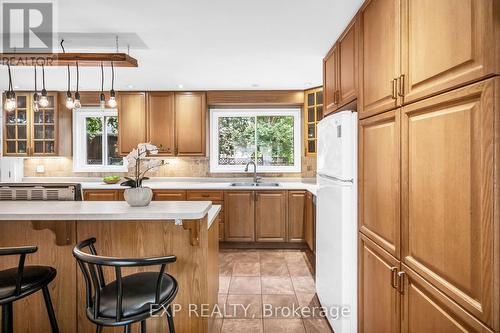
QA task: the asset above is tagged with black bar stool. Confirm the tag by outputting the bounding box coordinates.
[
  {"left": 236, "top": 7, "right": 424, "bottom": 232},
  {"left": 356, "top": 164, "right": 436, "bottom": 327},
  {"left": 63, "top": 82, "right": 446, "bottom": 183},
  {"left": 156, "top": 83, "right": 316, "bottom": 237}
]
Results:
[
  {"left": 73, "top": 238, "right": 178, "bottom": 333},
  {"left": 0, "top": 246, "right": 59, "bottom": 333}
]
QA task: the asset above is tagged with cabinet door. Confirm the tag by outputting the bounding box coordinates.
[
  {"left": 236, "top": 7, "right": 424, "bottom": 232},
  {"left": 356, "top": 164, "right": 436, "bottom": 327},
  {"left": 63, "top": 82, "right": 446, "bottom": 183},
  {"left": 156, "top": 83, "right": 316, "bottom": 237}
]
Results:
[
  {"left": 3, "top": 93, "right": 30, "bottom": 156},
  {"left": 338, "top": 19, "right": 357, "bottom": 107},
  {"left": 401, "top": 265, "right": 494, "bottom": 333},
  {"left": 359, "top": 233, "right": 400, "bottom": 333},
  {"left": 401, "top": 0, "right": 498, "bottom": 104},
  {"left": 255, "top": 191, "right": 287, "bottom": 242},
  {"left": 287, "top": 191, "right": 306, "bottom": 243},
  {"left": 83, "top": 190, "right": 120, "bottom": 201},
  {"left": 224, "top": 191, "right": 255, "bottom": 242},
  {"left": 32, "top": 92, "right": 58, "bottom": 156},
  {"left": 359, "top": 0, "right": 400, "bottom": 118},
  {"left": 152, "top": 190, "right": 186, "bottom": 201},
  {"left": 118, "top": 92, "right": 146, "bottom": 155},
  {"left": 175, "top": 92, "right": 206, "bottom": 156},
  {"left": 359, "top": 110, "right": 401, "bottom": 259},
  {"left": 323, "top": 44, "right": 338, "bottom": 115},
  {"left": 304, "top": 192, "right": 315, "bottom": 251},
  {"left": 147, "top": 92, "right": 175, "bottom": 156},
  {"left": 401, "top": 78, "right": 498, "bottom": 330}
]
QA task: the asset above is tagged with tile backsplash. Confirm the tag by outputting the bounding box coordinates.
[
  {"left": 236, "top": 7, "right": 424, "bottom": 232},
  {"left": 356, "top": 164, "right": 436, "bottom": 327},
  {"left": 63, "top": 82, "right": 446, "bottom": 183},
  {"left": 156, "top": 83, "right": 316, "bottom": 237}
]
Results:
[{"left": 23, "top": 156, "right": 317, "bottom": 178}]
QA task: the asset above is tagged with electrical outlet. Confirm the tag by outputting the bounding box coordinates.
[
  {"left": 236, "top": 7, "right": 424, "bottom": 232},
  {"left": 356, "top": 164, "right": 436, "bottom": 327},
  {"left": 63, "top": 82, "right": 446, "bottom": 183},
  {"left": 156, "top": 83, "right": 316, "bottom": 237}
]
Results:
[{"left": 36, "top": 165, "right": 45, "bottom": 173}]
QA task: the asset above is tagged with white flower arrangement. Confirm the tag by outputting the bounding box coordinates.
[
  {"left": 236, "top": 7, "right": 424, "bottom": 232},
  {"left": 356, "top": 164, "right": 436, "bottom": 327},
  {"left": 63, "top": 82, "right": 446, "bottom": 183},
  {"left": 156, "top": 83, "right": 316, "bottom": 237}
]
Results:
[{"left": 121, "top": 143, "right": 166, "bottom": 188}]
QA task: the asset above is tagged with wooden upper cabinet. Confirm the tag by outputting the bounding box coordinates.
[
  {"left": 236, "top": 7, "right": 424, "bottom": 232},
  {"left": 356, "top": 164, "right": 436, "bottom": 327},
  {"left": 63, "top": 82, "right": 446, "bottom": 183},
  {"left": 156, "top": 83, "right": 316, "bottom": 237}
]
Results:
[
  {"left": 3, "top": 92, "right": 59, "bottom": 156},
  {"left": 401, "top": 265, "right": 494, "bottom": 333},
  {"left": 118, "top": 92, "right": 146, "bottom": 155},
  {"left": 359, "top": 110, "right": 400, "bottom": 259},
  {"left": 400, "top": 0, "right": 499, "bottom": 105},
  {"left": 175, "top": 92, "right": 206, "bottom": 156},
  {"left": 337, "top": 18, "right": 358, "bottom": 107},
  {"left": 147, "top": 92, "right": 175, "bottom": 156},
  {"left": 287, "top": 191, "right": 306, "bottom": 243},
  {"left": 359, "top": 0, "right": 400, "bottom": 119},
  {"left": 323, "top": 44, "right": 338, "bottom": 115},
  {"left": 224, "top": 191, "right": 255, "bottom": 242},
  {"left": 255, "top": 191, "right": 287, "bottom": 242},
  {"left": 359, "top": 234, "right": 400, "bottom": 333},
  {"left": 401, "top": 78, "right": 498, "bottom": 330}
]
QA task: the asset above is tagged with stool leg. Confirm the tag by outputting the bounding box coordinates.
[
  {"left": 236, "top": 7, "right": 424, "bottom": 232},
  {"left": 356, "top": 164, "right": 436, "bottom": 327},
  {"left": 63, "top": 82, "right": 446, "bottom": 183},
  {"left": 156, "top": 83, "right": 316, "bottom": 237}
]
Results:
[
  {"left": 166, "top": 305, "right": 175, "bottom": 333},
  {"left": 124, "top": 324, "right": 131, "bottom": 333},
  {"left": 1, "top": 303, "right": 13, "bottom": 333},
  {"left": 96, "top": 325, "right": 102, "bottom": 333},
  {"left": 42, "top": 285, "right": 59, "bottom": 333},
  {"left": 140, "top": 320, "right": 147, "bottom": 333}
]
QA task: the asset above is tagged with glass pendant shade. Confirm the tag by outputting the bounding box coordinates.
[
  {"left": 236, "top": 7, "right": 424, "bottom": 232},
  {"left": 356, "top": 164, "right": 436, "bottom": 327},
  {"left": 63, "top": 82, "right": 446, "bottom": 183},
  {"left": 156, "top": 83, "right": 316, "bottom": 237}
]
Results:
[
  {"left": 39, "top": 89, "right": 49, "bottom": 107},
  {"left": 73, "top": 91, "right": 81, "bottom": 109},
  {"left": 65, "top": 91, "right": 74, "bottom": 109}
]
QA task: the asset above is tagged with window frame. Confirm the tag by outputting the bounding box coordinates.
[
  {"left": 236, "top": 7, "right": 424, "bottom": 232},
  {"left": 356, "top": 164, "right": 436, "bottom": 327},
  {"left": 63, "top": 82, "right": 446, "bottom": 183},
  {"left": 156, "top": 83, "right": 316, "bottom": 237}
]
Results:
[
  {"left": 72, "top": 108, "right": 126, "bottom": 173},
  {"left": 209, "top": 108, "right": 302, "bottom": 173}
]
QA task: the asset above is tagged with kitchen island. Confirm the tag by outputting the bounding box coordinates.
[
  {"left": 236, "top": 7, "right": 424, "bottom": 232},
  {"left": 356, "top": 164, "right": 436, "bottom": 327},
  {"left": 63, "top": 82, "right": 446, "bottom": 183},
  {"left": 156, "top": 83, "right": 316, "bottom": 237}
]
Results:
[{"left": 0, "top": 201, "right": 221, "bottom": 333}]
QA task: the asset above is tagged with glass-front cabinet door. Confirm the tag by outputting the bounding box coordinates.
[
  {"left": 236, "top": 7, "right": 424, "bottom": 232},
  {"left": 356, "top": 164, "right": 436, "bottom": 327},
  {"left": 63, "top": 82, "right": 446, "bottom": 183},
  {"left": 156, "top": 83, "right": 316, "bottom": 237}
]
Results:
[
  {"left": 3, "top": 92, "right": 58, "bottom": 156},
  {"left": 304, "top": 87, "right": 323, "bottom": 156}
]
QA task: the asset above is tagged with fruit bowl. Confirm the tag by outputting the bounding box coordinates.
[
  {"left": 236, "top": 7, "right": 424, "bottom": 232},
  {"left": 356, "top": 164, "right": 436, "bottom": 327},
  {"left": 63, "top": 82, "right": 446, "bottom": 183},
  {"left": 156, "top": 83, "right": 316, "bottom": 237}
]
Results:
[{"left": 103, "top": 176, "right": 121, "bottom": 184}]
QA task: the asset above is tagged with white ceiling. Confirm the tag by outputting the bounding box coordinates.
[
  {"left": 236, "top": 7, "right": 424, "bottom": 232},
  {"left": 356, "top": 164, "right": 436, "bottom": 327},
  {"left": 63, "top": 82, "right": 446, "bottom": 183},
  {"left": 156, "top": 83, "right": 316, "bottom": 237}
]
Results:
[{"left": 2, "top": 0, "right": 363, "bottom": 91}]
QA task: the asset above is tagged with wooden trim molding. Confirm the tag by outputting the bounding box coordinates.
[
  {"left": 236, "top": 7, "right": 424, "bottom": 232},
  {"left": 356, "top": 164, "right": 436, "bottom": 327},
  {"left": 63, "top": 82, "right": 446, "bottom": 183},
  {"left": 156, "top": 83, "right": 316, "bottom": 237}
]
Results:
[{"left": 207, "top": 90, "right": 304, "bottom": 106}]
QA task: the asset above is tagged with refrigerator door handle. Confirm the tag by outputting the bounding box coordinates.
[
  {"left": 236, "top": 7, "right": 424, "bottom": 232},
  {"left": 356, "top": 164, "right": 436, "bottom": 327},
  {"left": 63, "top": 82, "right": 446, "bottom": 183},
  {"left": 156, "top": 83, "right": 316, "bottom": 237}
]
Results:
[{"left": 317, "top": 173, "right": 354, "bottom": 184}]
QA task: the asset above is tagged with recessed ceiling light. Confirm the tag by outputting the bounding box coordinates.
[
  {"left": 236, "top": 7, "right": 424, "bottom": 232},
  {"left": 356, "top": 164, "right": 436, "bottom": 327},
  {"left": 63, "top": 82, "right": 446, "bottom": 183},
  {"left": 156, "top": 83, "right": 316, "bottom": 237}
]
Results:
[
  {"left": 251, "top": 83, "right": 259, "bottom": 88},
  {"left": 305, "top": 82, "right": 312, "bottom": 86},
  {"left": 178, "top": 84, "right": 183, "bottom": 89},
  {"left": 14, "top": 85, "right": 19, "bottom": 89},
  {"left": 126, "top": 84, "right": 134, "bottom": 89}
]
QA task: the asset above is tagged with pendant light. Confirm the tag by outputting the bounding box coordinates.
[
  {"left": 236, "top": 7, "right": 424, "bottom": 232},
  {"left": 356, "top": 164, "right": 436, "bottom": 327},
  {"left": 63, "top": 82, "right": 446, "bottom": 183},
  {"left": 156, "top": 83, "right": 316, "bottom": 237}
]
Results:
[
  {"left": 32, "top": 65, "right": 40, "bottom": 112},
  {"left": 99, "top": 62, "right": 105, "bottom": 109},
  {"left": 4, "top": 63, "right": 16, "bottom": 112},
  {"left": 38, "top": 64, "right": 49, "bottom": 108},
  {"left": 73, "top": 62, "right": 81, "bottom": 109},
  {"left": 107, "top": 61, "right": 117, "bottom": 108},
  {"left": 65, "top": 65, "right": 74, "bottom": 109}
]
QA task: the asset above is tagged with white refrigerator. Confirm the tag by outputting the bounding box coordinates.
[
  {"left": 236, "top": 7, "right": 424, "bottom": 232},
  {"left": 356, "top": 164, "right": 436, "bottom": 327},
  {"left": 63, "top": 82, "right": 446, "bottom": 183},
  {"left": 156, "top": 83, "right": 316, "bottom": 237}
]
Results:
[{"left": 315, "top": 110, "right": 357, "bottom": 333}]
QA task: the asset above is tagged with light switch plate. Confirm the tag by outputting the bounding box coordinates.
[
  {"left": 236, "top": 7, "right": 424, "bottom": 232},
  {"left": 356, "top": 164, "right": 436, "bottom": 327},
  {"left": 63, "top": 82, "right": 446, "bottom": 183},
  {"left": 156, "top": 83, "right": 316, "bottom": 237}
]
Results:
[{"left": 36, "top": 165, "right": 45, "bottom": 173}]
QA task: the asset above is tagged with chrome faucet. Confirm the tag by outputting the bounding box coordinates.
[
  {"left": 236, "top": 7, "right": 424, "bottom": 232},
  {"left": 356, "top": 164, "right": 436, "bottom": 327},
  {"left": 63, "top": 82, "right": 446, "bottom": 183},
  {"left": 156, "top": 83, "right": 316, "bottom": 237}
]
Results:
[{"left": 245, "top": 160, "right": 261, "bottom": 183}]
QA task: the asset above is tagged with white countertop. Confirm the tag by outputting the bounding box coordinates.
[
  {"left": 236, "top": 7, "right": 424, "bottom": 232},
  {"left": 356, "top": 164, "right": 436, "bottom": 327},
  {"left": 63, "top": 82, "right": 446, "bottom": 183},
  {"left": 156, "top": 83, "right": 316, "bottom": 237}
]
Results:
[
  {"left": 0, "top": 201, "right": 213, "bottom": 221},
  {"left": 207, "top": 205, "right": 221, "bottom": 229},
  {"left": 79, "top": 180, "right": 318, "bottom": 195}
]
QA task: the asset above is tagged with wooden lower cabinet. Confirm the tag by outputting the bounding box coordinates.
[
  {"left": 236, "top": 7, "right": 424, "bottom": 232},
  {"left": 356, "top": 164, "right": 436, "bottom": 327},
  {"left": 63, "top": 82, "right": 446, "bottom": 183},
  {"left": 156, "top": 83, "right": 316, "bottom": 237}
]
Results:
[
  {"left": 83, "top": 189, "right": 123, "bottom": 201},
  {"left": 304, "top": 192, "right": 315, "bottom": 252},
  {"left": 152, "top": 190, "right": 186, "bottom": 201},
  {"left": 401, "top": 265, "right": 494, "bottom": 333},
  {"left": 401, "top": 78, "right": 498, "bottom": 329},
  {"left": 358, "top": 233, "right": 400, "bottom": 333},
  {"left": 224, "top": 191, "right": 255, "bottom": 242},
  {"left": 287, "top": 191, "right": 307, "bottom": 243},
  {"left": 255, "top": 191, "right": 287, "bottom": 242}
]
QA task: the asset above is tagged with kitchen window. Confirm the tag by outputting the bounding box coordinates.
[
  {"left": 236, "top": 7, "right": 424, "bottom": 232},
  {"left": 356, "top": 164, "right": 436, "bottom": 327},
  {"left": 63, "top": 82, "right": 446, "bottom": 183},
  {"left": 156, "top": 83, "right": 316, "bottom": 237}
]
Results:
[
  {"left": 72, "top": 108, "right": 126, "bottom": 172},
  {"left": 210, "top": 108, "right": 301, "bottom": 173}
]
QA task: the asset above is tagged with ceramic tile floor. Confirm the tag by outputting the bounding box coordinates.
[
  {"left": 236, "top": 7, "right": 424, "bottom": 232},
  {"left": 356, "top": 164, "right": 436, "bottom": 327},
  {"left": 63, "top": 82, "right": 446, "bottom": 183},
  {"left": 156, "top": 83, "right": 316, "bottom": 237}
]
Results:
[{"left": 213, "top": 249, "right": 334, "bottom": 333}]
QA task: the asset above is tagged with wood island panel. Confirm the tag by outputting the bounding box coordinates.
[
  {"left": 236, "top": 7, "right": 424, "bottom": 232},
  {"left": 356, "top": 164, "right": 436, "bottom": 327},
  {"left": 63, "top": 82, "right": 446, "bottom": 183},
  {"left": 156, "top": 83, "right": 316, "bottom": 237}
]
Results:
[{"left": 0, "top": 216, "right": 219, "bottom": 333}]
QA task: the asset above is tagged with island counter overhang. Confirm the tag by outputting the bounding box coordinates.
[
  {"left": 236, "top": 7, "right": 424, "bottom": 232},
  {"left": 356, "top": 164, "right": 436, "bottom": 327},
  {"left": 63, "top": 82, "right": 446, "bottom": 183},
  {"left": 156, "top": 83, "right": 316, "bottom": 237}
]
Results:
[{"left": 0, "top": 201, "right": 221, "bottom": 333}]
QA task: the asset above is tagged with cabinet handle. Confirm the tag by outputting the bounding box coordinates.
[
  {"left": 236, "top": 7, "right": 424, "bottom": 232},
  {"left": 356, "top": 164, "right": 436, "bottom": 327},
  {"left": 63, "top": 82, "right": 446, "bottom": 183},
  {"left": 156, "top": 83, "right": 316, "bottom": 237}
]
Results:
[
  {"left": 390, "top": 267, "right": 398, "bottom": 289},
  {"left": 391, "top": 79, "right": 397, "bottom": 100},
  {"left": 397, "top": 271, "right": 406, "bottom": 294},
  {"left": 398, "top": 74, "right": 405, "bottom": 97}
]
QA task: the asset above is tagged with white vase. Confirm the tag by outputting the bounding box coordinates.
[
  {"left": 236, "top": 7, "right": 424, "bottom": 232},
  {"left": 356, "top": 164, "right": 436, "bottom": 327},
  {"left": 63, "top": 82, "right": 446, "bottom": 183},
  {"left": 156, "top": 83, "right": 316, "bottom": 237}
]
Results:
[{"left": 124, "top": 187, "right": 153, "bottom": 207}]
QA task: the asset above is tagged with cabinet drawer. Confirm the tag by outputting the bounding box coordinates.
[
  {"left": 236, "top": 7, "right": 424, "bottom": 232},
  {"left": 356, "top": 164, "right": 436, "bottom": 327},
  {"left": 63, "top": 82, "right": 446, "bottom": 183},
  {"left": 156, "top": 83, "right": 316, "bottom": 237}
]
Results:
[
  {"left": 83, "top": 190, "right": 122, "bottom": 201},
  {"left": 187, "top": 190, "right": 224, "bottom": 201},
  {"left": 152, "top": 190, "right": 186, "bottom": 201}
]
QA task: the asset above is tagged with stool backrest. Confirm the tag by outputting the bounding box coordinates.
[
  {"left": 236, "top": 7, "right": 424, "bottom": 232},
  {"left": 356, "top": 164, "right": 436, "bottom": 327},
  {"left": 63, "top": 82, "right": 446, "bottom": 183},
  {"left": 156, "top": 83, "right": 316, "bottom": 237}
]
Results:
[
  {"left": 0, "top": 246, "right": 37, "bottom": 296},
  {"left": 72, "top": 238, "right": 176, "bottom": 322}
]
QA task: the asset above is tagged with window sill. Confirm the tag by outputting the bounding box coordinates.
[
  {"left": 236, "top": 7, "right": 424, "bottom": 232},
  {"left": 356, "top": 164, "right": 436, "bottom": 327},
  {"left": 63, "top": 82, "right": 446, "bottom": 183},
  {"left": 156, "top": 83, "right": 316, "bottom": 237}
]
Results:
[{"left": 210, "top": 166, "right": 301, "bottom": 173}]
